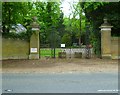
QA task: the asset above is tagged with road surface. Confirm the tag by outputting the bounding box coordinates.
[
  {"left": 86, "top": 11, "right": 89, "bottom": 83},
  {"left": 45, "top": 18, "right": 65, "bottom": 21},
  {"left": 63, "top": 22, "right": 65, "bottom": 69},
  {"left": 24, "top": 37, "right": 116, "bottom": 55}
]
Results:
[{"left": 2, "top": 72, "right": 118, "bottom": 93}]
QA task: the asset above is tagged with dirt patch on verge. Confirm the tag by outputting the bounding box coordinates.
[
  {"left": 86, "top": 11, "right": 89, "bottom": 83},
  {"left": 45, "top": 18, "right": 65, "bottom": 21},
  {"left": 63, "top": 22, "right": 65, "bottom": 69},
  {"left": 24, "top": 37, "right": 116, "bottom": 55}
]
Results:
[{"left": 2, "top": 58, "right": 118, "bottom": 73}]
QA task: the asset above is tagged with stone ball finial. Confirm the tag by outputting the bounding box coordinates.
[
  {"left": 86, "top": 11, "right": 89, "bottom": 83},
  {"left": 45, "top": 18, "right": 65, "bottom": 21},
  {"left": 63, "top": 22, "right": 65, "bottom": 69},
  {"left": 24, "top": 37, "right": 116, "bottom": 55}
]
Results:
[
  {"left": 31, "top": 16, "right": 40, "bottom": 29},
  {"left": 32, "top": 16, "right": 37, "bottom": 22},
  {"left": 103, "top": 17, "right": 108, "bottom": 24},
  {"left": 99, "top": 17, "right": 113, "bottom": 29},
  {"left": 101, "top": 17, "right": 111, "bottom": 26}
]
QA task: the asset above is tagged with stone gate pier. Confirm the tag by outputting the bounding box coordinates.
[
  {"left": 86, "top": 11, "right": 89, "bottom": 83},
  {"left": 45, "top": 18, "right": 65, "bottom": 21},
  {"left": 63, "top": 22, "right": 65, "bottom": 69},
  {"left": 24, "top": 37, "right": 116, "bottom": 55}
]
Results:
[
  {"left": 29, "top": 17, "right": 40, "bottom": 59},
  {"left": 100, "top": 18, "right": 120, "bottom": 59}
]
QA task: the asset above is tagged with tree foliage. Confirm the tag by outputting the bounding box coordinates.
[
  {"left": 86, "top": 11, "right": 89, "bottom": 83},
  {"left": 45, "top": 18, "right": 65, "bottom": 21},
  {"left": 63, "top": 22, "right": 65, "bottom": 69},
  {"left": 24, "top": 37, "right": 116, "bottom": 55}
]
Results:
[
  {"left": 2, "top": 2, "right": 32, "bottom": 32},
  {"left": 2, "top": 2, "right": 64, "bottom": 44},
  {"left": 81, "top": 2, "right": 120, "bottom": 56},
  {"left": 2, "top": 2, "right": 119, "bottom": 51}
]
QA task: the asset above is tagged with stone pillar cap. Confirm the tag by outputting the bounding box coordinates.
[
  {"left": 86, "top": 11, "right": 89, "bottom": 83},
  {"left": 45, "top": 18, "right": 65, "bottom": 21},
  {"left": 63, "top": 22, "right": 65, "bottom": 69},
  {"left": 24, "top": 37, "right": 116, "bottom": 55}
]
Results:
[
  {"left": 99, "top": 18, "right": 113, "bottom": 28},
  {"left": 33, "top": 16, "right": 37, "bottom": 22},
  {"left": 31, "top": 16, "right": 40, "bottom": 29}
]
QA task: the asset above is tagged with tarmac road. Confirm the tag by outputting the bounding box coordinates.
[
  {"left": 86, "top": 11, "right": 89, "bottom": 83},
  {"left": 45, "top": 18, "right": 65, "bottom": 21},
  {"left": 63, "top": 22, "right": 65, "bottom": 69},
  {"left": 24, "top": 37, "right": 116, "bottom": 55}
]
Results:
[{"left": 2, "top": 72, "right": 118, "bottom": 93}]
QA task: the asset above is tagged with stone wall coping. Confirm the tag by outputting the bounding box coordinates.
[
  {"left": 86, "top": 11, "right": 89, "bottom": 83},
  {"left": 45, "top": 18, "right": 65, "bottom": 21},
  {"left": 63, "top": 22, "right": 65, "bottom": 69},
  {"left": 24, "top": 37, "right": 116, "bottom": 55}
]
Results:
[
  {"left": 111, "top": 37, "right": 120, "bottom": 40},
  {"left": 99, "top": 25, "right": 113, "bottom": 28},
  {"left": 2, "top": 38, "right": 27, "bottom": 41}
]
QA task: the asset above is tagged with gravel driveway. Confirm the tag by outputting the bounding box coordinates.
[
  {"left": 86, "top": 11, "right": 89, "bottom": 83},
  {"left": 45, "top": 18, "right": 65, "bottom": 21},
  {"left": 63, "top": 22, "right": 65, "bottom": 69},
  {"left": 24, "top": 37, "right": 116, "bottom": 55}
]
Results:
[{"left": 2, "top": 58, "right": 118, "bottom": 73}]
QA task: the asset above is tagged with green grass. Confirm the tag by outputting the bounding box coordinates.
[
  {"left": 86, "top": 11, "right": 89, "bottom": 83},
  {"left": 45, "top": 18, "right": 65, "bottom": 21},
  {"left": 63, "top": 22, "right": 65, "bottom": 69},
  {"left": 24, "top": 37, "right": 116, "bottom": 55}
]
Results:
[{"left": 40, "top": 48, "right": 62, "bottom": 57}]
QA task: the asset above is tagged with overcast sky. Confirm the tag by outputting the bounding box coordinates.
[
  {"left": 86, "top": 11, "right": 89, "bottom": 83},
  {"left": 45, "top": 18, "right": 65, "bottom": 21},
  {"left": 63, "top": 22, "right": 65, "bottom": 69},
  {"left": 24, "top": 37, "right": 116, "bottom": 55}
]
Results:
[{"left": 60, "top": 0, "right": 79, "bottom": 17}]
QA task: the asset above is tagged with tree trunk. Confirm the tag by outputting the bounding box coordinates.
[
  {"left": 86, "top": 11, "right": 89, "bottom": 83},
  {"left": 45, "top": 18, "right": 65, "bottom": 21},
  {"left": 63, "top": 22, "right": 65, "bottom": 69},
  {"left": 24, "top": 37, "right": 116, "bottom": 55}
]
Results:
[
  {"left": 79, "top": 2, "right": 82, "bottom": 47},
  {"left": 79, "top": 37, "right": 81, "bottom": 47}
]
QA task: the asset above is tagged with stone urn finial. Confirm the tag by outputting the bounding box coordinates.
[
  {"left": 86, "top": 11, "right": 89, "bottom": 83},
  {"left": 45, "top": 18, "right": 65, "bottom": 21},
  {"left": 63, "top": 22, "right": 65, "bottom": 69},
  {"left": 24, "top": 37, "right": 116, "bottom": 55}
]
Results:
[
  {"left": 32, "top": 16, "right": 37, "bottom": 22},
  {"left": 103, "top": 17, "right": 108, "bottom": 24},
  {"left": 31, "top": 16, "right": 39, "bottom": 30},
  {"left": 100, "top": 17, "right": 112, "bottom": 27}
]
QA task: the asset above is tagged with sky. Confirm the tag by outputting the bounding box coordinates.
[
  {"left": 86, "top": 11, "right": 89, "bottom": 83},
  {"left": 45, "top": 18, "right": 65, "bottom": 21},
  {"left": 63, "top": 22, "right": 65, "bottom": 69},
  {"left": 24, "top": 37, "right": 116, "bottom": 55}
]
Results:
[
  {"left": 31, "top": 0, "right": 79, "bottom": 18},
  {"left": 60, "top": 0, "right": 79, "bottom": 17},
  {"left": 31, "top": 0, "right": 80, "bottom": 18}
]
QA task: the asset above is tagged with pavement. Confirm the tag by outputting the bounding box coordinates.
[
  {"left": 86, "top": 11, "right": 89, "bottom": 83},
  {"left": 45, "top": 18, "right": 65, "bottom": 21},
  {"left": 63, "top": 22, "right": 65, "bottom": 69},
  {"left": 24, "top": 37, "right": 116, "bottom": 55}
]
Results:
[
  {"left": 1, "top": 58, "right": 119, "bottom": 93},
  {"left": 2, "top": 72, "right": 118, "bottom": 93}
]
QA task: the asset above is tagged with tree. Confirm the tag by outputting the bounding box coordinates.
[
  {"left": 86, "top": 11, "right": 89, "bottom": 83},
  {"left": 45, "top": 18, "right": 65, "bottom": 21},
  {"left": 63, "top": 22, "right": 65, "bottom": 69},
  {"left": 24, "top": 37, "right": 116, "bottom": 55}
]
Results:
[
  {"left": 61, "top": 33, "right": 71, "bottom": 47},
  {"left": 57, "top": 12, "right": 65, "bottom": 37},
  {"left": 62, "top": 2, "right": 86, "bottom": 46},
  {"left": 33, "top": 2, "right": 62, "bottom": 45},
  {"left": 2, "top": 2, "right": 31, "bottom": 32},
  {"left": 81, "top": 2, "right": 120, "bottom": 56},
  {"left": 2, "top": 2, "right": 64, "bottom": 44}
]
